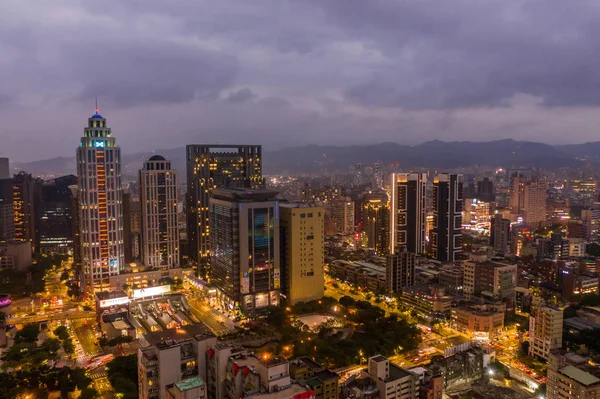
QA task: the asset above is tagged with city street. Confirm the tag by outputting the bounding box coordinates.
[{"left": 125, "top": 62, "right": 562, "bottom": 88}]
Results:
[
  {"left": 187, "top": 295, "right": 234, "bottom": 335},
  {"left": 73, "top": 320, "right": 101, "bottom": 358}
]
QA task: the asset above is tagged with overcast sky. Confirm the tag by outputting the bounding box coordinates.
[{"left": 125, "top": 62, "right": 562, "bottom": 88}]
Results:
[{"left": 3, "top": 0, "right": 600, "bottom": 161}]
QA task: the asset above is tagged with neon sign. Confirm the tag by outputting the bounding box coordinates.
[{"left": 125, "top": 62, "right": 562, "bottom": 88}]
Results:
[{"left": 95, "top": 141, "right": 105, "bottom": 148}]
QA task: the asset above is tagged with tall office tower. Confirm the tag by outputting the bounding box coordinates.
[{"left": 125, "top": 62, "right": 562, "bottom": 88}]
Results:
[
  {"left": 70, "top": 186, "right": 81, "bottom": 271},
  {"left": 390, "top": 173, "right": 427, "bottom": 255},
  {"left": 332, "top": 198, "right": 355, "bottom": 235},
  {"left": 361, "top": 190, "right": 389, "bottom": 255},
  {"left": 529, "top": 301, "right": 566, "bottom": 360},
  {"left": 186, "top": 145, "right": 263, "bottom": 273},
  {"left": 0, "top": 158, "right": 8, "bottom": 179},
  {"left": 432, "top": 174, "right": 463, "bottom": 262},
  {"left": 490, "top": 214, "right": 510, "bottom": 255},
  {"left": 510, "top": 177, "right": 547, "bottom": 226},
  {"left": 280, "top": 204, "right": 325, "bottom": 305},
  {"left": 38, "top": 175, "right": 78, "bottom": 254},
  {"left": 386, "top": 252, "right": 416, "bottom": 294},
  {"left": 477, "top": 177, "right": 495, "bottom": 202},
  {"left": 0, "top": 179, "right": 15, "bottom": 243},
  {"left": 130, "top": 198, "right": 141, "bottom": 260},
  {"left": 12, "top": 172, "right": 40, "bottom": 251},
  {"left": 122, "top": 192, "right": 133, "bottom": 263},
  {"left": 209, "top": 188, "right": 279, "bottom": 315},
  {"left": 76, "top": 110, "right": 124, "bottom": 293},
  {"left": 140, "top": 155, "right": 180, "bottom": 269}
]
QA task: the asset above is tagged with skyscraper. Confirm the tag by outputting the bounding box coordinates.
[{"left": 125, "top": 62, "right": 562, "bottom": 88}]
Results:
[
  {"left": 0, "top": 158, "right": 9, "bottom": 179},
  {"left": 432, "top": 174, "right": 463, "bottom": 262},
  {"left": 76, "top": 110, "right": 124, "bottom": 293},
  {"left": 390, "top": 173, "right": 427, "bottom": 255},
  {"left": 38, "top": 175, "right": 77, "bottom": 254},
  {"left": 280, "top": 203, "right": 325, "bottom": 305},
  {"left": 0, "top": 178, "right": 15, "bottom": 243},
  {"left": 139, "top": 155, "right": 180, "bottom": 269},
  {"left": 12, "top": 172, "right": 40, "bottom": 252},
  {"left": 209, "top": 188, "right": 279, "bottom": 314},
  {"left": 386, "top": 252, "right": 416, "bottom": 294},
  {"left": 510, "top": 177, "right": 547, "bottom": 226},
  {"left": 332, "top": 198, "right": 354, "bottom": 235},
  {"left": 186, "top": 145, "right": 263, "bottom": 274},
  {"left": 490, "top": 214, "right": 510, "bottom": 255},
  {"left": 361, "top": 190, "right": 389, "bottom": 255}
]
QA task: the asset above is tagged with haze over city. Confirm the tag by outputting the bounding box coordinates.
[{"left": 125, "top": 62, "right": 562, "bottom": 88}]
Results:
[{"left": 4, "top": 1, "right": 600, "bottom": 161}]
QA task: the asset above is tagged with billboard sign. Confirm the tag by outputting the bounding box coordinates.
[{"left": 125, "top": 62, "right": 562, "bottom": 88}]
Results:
[
  {"left": 99, "top": 297, "right": 130, "bottom": 308},
  {"left": 132, "top": 285, "right": 171, "bottom": 299}
]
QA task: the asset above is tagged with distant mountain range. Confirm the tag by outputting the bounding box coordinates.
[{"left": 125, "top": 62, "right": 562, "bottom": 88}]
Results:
[{"left": 11, "top": 139, "right": 600, "bottom": 179}]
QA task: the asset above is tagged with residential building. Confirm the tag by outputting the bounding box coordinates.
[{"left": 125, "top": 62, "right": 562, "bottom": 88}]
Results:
[
  {"left": 386, "top": 252, "right": 416, "bottom": 294},
  {"left": 432, "top": 174, "right": 463, "bottom": 262},
  {"left": 12, "top": 172, "right": 40, "bottom": 251},
  {"left": 140, "top": 155, "right": 180, "bottom": 269},
  {"left": 428, "top": 344, "right": 491, "bottom": 389},
  {"left": 332, "top": 198, "right": 355, "bottom": 235},
  {"left": 289, "top": 357, "right": 340, "bottom": 399},
  {"left": 328, "top": 259, "right": 387, "bottom": 293},
  {"left": 280, "top": 204, "right": 324, "bottom": 305},
  {"left": 582, "top": 205, "right": 600, "bottom": 242},
  {"left": 0, "top": 178, "right": 15, "bottom": 243},
  {"left": 462, "top": 259, "right": 517, "bottom": 306},
  {"left": 38, "top": 174, "right": 78, "bottom": 254},
  {"left": 363, "top": 355, "right": 419, "bottom": 399},
  {"left": 76, "top": 110, "right": 125, "bottom": 293},
  {"left": 401, "top": 285, "right": 453, "bottom": 321},
  {"left": 529, "top": 301, "right": 566, "bottom": 360},
  {"left": 510, "top": 177, "right": 547, "bottom": 226},
  {"left": 166, "top": 377, "right": 207, "bottom": 399},
  {"left": 490, "top": 214, "right": 510, "bottom": 255},
  {"left": 547, "top": 351, "right": 600, "bottom": 399},
  {"left": 438, "top": 265, "right": 463, "bottom": 296},
  {"left": 138, "top": 329, "right": 217, "bottom": 399},
  {"left": 390, "top": 173, "right": 427, "bottom": 255},
  {"left": 361, "top": 190, "right": 389, "bottom": 256},
  {"left": 209, "top": 188, "right": 280, "bottom": 314},
  {"left": 0, "top": 158, "right": 8, "bottom": 179},
  {"left": 186, "top": 145, "right": 263, "bottom": 272}
]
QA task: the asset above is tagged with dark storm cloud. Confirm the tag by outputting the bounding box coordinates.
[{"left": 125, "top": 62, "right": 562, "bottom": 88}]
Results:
[
  {"left": 4, "top": 0, "right": 600, "bottom": 161},
  {"left": 227, "top": 88, "right": 257, "bottom": 103}
]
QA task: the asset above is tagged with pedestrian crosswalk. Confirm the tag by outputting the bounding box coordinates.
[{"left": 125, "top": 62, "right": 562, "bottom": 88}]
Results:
[{"left": 92, "top": 372, "right": 107, "bottom": 379}]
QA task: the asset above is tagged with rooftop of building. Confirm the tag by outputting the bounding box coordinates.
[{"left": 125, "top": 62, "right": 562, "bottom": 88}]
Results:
[
  {"left": 453, "top": 305, "right": 503, "bottom": 317},
  {"left": 145, "top": 324, "right": 213, "bottom": 346},
  {"left": 174, "top": 376, "right": 205, "bottom": 391},
  {"left": 559, "top": 364, "right": 600, "bottom": 387},
  {"left": 295, "top": 356, "right": 324, "bottom": 372},
  {"left": 148, "top": 155, "right": 166, "bottom": 161},
  {"left": 251, "top": 383, "right": 311, "bottom": 399},
  {"left": 95, "top": 290, "right": 128, "bottom": 301},
  {"left": 370, "top": 355, "right": 387, "bottom": 363},
  {"left": 387, "top": 363, "right": 414, "bottom": 382},
  {"left": 211, "top": 187, "right": 279, "bottom": 202},
  {"left": 565, "top": 317, "right": 600, "bottom": 331}
]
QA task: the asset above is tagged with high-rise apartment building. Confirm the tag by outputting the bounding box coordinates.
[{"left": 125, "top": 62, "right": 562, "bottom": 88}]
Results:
[
  {"left": 361, "top": 190, "right": 389, "bottom": 255},
  {"left": 390, "top": 173, "right": 427, "bottom": 255},
  {"left": 529, "top": 301, "right": 565, "bottom": 360},
  {"left": 510, "top": 177, "right": 547, "bottom": 226},
  {"left": 38, "top": 175, "right": 78, "bottom": 255},
  {"left": 280, "top": 204, "right": 325, "bottom": 305},
  {"left": 582, "top": 205, "right": 600, "bottom": 242},
  {"left": 0, "top": 179, "right": 15, "bottom": 243},
  {"left": 432, "top": 174, "right": 463, "bottom": 262},
  {"left": 138, "top": 330, "right": 217, "bottom": 399},
  {"left": 0, "top": 158, "right": 8, "bottom": 179},
  {"left": 76, "top": 110, "right": 124, "bottom": 293},
  {"left": 476, "top": 177, "right": 495, "bottom": 203},
  {"left": 332, "top": 198, "right": 355, "bottom": 235},
  {"left": 186, "top": 145, "right": 263, "bottom": 273},
  {"left": 12, "top": 172, "right": 40, "bottom": 251},
  {"left": 490, "top": 214, "right": 510, "bottom": 255},
  {"left": 209, "top": 188, "right": 280, "bottom": 314},
  {"left": 386, "top": 252, "right": 416, "bottom": 294},
  {"left": 140, "top": 155, "right": 180, "bottom": 269}
]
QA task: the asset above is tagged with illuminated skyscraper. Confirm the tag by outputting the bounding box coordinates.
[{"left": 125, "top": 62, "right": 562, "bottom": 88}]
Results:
[
  {"left": 390, "top": 173, "right": 427, "bottom": 255},
  {"left": 361, "top": 190, "right": 389, "bottom": 255},
  {"left": 139, "top": 155, "right": 179, "bottom": 269},
  {"left": 432, "top": 174, "right": 463, "bottom": 262},
  {"left": 186, "top": 145, "right": 263, "bottom": 273},
  {"left": 12, "top": 172, "right": 40, "bottom": 251},
  {"left": 209, "top": 188, "right": 279, "bottom": 314},
  {"left": 76, "top": 110, "right": 124, "bottom": 293},
  {"left": 510, "top": 177, "right": 547, "bottom": 226}
]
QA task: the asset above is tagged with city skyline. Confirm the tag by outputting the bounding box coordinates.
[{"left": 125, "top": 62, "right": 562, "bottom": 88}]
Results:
[{"left": 4, "top": 1, "right": 600, "bottom": 161}]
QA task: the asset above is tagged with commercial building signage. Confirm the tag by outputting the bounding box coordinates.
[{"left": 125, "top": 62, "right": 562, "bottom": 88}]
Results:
[
  {"left": 99, "top": 297, "right": 130, "bottom": 308},
  {"left": 132, "top": 285, "right": 171, "bottom": 299}
]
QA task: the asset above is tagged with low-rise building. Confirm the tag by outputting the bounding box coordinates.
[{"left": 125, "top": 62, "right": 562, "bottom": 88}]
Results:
[
  {"left": 450, "top": 304, "right": 504, "bottom": 340},
  {"left": 363, "top": 355, "right": 419, "bottom": 399},
  {"left": 438, "top": 265, "right": 463, "bottom": 296},
  {"left": 138, "top": 328, "right": 217, "bottom": 399},
  {"left": 401, "top": 285, "right": 454, "bottom": 322},
  {"left": 289, "top": 357, "right": 340, "bottom": 399},
  {"left": 166, "top": 377, "right": 207, "bottom": 399},
  {"left": 429, "top": 344, "right": 491, "bottom": 389},
  {"left": 328, "top": 259, "right": 387, "bottom": 293},
  {"left": 109, "top": 264, "right": 190, "bottom": 292}
]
